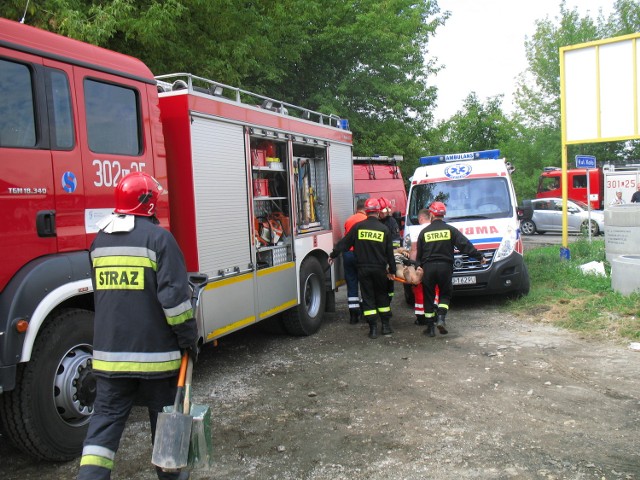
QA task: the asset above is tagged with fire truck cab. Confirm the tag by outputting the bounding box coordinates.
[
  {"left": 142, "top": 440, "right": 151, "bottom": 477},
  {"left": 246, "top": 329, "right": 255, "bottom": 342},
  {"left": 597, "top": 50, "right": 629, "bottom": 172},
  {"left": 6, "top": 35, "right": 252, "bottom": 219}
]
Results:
[{"left": 404, "top": 149, "right": 529, "bottom": 300}]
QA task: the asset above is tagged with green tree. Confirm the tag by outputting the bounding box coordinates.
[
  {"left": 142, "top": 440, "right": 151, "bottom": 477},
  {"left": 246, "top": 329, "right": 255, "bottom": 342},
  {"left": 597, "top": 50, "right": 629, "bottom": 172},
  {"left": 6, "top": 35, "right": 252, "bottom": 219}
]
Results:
[{"left": 427, "top": 93, "right": 515, "bottom": 154}]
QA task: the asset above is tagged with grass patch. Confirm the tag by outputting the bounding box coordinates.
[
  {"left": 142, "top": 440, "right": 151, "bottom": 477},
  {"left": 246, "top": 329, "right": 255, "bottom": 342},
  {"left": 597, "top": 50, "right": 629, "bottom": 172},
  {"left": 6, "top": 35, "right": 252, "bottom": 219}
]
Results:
[{"left": 505, "top": 238, "right": 640, "bottom": 343}]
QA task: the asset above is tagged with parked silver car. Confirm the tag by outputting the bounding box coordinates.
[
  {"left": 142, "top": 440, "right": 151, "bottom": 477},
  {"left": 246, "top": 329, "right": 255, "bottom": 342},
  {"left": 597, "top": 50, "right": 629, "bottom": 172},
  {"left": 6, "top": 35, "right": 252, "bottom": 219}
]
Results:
[{"left": 520, "top": 198, "right": 605, "bottom": 236}]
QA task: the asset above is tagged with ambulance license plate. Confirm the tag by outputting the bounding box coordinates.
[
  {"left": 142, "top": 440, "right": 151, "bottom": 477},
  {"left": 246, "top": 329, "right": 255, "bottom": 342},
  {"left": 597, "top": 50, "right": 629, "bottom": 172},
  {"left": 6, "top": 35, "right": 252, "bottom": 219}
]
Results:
[{"left": 452, "top": 276, "right": 476, "bottom": 285}]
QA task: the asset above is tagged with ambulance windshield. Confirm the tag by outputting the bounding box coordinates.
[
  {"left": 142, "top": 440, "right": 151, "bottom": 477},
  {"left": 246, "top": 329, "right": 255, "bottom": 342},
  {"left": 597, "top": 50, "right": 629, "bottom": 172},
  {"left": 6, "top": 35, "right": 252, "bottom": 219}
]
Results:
[{"left": 407, "top": 177, "right": 512, "bottom": 225}]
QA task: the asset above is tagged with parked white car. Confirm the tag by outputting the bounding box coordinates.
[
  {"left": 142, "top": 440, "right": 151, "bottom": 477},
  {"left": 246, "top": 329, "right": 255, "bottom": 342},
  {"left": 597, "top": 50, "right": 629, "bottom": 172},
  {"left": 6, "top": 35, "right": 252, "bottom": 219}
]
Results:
[{"left": 520, "top": 198, "right": 604, "bottom": 236}]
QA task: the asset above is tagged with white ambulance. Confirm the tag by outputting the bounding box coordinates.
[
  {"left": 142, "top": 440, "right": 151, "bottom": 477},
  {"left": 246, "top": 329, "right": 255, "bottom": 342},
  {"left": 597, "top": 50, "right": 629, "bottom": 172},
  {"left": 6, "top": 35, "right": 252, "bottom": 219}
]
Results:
[{"left": 404, "top": 149, "right": 529, "bottom": 300}]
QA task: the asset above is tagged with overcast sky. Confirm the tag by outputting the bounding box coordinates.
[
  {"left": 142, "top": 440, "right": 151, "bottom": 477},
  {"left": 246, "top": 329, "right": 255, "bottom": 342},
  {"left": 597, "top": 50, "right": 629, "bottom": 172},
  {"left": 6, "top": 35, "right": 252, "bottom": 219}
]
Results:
[{"left": 429, "top": 0, "right": 615, "bottom": 121}]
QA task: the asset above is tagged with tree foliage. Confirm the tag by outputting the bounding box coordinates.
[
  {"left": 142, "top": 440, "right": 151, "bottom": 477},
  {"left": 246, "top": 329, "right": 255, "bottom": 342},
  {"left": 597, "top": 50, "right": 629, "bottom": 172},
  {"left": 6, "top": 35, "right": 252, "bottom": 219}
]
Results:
[{"left": 0, "top": 0, "right": 446, "bottom": 167}]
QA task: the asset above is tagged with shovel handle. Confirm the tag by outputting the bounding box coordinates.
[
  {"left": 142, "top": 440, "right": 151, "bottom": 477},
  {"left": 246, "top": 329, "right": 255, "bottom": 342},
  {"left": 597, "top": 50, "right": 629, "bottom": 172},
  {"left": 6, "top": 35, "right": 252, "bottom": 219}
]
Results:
[
  {"left": 177, "top": 353, "right": 188, "bottom": 388},
  {"left": 183, "top": 357, "right": 193, "bottom": 414},
  {"left": 171, "top": 353, "right": 189, "bottom": 413}
]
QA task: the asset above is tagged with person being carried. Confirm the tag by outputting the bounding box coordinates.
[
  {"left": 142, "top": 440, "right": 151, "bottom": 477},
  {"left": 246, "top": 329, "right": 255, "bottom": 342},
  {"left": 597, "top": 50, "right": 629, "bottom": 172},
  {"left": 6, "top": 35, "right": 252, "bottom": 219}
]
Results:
[
  {"left": 343, "top": 198, "right": 367, "bottom": 324},
  {"left": 329, "top": 198, "right": 396, "bottom": 339},
  {"left": 416, "top": 201, "right": 486, "bottom": 337},
  {"left": 77, "top": 172, "right": 199, "bottom": 480}
]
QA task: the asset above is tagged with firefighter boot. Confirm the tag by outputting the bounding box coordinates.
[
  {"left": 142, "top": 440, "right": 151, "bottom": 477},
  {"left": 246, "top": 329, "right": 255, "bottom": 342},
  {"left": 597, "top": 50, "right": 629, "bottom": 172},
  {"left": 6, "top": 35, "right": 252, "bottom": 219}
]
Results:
[
  {"left": 436, "top": 313, "right": 448, "bottom": 335},
  {"left": 414, "top": 314, "right": 426, "bottom": 326},
  {"left": 368, "top": 320, "right": 378, "bottom": 339},
  {"left": 423, "top": 319, "right": 436, "bottom": 337},
  {"left": 349, "top": 309, "right": 361, "bottom": 324},
  {"left": 381, "top": 318, "right": 393, "bottom": 336}
]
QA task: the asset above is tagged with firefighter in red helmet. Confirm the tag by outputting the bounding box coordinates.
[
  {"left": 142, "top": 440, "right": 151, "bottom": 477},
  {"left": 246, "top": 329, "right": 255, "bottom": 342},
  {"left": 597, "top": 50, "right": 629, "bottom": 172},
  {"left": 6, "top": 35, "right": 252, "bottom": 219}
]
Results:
[
  {"left": 329, "top": 198, "right": 396, "bottom": 339},
  {"left": 113, "top": 170, "right": 164, "bottom": 216},
  {"left": 415, "top": 201, "right": 486, "bottom": 337},
  {"left": 77, "top": 171, "right": 198, "bottom": 480}
]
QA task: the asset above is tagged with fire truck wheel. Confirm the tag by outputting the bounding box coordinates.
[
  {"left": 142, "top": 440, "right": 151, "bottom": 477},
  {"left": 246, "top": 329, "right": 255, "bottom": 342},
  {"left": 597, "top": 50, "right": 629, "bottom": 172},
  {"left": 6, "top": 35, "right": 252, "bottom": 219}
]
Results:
[
  {"left": 281, "top": 256, "right": 325, "bottom": 336},
  {"left": 0, "top": 308, "right": 94, "bottom": 461}
]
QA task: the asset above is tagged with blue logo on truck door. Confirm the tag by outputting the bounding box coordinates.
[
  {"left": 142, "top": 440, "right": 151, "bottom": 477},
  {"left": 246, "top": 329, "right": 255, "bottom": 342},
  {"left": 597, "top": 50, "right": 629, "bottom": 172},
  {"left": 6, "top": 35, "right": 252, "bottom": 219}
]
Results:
[
  {"left": 444, "top": 163, "right": 472, "bottom": 179},
  {"left": 62, "top": 171, "right": 77, "bottom": 193}
]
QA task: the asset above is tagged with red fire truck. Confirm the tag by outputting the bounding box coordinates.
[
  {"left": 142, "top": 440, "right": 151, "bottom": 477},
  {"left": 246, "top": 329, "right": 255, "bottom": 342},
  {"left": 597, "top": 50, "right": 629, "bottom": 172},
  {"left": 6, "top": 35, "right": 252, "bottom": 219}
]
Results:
[
  {"left": 353, "top": 155, "right": 408, "bottom": 215},
  {"left": 0, "top": 18, "right": 353, "bottom": 460},
  {"left": 537, "top": 164, "right": 640, "bottom": 209}
]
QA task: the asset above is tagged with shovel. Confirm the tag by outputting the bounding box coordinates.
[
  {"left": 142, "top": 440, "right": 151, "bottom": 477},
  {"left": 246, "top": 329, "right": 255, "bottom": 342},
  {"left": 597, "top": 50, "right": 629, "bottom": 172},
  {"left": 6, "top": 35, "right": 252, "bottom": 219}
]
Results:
[
  {"left": 151, "top": 353, "right": 192, "bottom": 471},
  {"left": 183, "top": 357, "right": 214, "bottom": 470}
]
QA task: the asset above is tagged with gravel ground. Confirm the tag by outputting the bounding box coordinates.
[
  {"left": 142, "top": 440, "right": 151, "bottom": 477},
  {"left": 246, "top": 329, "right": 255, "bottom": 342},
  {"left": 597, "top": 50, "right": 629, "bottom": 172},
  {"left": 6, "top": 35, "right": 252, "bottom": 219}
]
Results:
[{"left": 1, "top": 284, "right": 639, "bottom": 480}]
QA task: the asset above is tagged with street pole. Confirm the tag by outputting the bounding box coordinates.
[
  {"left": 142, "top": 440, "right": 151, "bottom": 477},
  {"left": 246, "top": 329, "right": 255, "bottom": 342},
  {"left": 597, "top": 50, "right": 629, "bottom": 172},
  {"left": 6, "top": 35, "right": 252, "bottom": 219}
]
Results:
[{"left": 586, "top": 168, "right": 592, "bottom": 242}]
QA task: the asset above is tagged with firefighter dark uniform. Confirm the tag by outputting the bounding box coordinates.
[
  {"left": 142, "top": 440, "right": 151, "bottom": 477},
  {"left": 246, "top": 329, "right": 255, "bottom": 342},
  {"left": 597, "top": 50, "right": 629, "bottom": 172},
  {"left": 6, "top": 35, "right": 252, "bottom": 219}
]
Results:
[
  {"left": 329, "top": 199, "right": 395, "bottom": 339},
  {"left": 343, "top": 201, "right": 367, "bottom": 324},
  {"left": 77, "top": 172, "right": 197, "bottom": 480},
  {"left": 379, "top": 198, "right": 401, "bottom": 302},
  {"left": 416, "top": 202, "right": 484, "bottom": 337}
]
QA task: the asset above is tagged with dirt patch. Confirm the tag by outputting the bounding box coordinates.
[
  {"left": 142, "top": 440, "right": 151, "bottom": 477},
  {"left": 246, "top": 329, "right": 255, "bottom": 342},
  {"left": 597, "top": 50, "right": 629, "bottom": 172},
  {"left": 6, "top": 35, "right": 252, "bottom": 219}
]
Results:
[{"left": 2, "top": 287, "right": 640, "bottom": 479}]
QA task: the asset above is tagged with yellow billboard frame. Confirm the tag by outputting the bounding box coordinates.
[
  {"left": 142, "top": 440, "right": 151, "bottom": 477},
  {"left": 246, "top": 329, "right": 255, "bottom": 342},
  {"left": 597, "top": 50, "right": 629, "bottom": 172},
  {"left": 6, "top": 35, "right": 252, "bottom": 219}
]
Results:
[{"left": 560, "top": 33, "right": 640, "bottom": 250}]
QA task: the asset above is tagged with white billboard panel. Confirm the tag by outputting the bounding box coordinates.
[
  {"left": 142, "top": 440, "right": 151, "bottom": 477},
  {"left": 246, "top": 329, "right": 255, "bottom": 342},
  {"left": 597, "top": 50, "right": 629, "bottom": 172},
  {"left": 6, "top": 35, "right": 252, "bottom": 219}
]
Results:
[
  {"left": 564, "top": 47, "right": 598, "bottom": 141},
  {"left": 561, "top": 34, "right": 640, "bottom": 143}
]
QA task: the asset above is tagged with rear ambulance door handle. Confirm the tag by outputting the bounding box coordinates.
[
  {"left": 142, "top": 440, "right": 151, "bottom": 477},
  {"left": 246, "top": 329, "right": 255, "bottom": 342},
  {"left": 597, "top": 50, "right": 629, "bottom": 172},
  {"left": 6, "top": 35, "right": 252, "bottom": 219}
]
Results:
[{"left": 36, "top": 210, "right": 57, "bottom": 237}]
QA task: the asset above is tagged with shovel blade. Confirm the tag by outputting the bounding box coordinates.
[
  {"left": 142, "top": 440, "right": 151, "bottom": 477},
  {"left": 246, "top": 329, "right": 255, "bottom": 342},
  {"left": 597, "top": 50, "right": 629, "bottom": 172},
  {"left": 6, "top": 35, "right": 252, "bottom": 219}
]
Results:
[{"left": 152, "top": 409, "right": 193, "bottom": 470}]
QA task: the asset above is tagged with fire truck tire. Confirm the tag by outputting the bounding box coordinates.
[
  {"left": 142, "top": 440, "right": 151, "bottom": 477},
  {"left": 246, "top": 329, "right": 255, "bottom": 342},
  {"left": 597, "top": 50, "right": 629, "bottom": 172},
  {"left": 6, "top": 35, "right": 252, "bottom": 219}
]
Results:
[
  {"left": 0, "top": 308, "right": 94, "bottom": 461},
  {"left": 281, "top": 256, "right": 325, "bottom": 336}
]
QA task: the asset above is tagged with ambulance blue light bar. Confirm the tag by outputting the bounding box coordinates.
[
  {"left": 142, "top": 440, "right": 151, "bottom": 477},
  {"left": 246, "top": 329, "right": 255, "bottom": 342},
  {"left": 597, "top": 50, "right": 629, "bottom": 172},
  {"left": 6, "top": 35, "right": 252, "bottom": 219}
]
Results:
[{"left": 419, "top": 149, "right": 501, "bottom": 165}]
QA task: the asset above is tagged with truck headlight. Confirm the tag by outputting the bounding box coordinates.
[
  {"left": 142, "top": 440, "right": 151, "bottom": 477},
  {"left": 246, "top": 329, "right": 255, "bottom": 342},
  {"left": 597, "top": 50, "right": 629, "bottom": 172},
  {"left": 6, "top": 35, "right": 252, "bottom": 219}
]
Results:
[{"left": 494, "top": 225, "right": 516, "bottom": 263}]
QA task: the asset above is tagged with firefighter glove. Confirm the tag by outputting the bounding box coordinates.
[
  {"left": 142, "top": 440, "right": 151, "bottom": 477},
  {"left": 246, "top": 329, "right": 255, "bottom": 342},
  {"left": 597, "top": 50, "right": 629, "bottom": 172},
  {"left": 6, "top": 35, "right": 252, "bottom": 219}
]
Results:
[{"left": 186, "top": 343, "right": 200, "bottom": 364}]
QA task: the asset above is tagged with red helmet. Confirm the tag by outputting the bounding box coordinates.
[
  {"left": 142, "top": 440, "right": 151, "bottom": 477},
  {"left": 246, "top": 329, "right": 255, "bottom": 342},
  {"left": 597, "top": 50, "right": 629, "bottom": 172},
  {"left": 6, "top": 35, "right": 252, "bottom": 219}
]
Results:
[
  {"left": 378, "top": 197, "right": 392, "bottom": 212},
  {"left": 428, "top": 201, "right": 446, "bottom": 217},
  {"left": 364, "top": 198, "right": 381, "bottom": 214},
  {"left": 114, "top": 171, "right": 164, "bottom": 217}
]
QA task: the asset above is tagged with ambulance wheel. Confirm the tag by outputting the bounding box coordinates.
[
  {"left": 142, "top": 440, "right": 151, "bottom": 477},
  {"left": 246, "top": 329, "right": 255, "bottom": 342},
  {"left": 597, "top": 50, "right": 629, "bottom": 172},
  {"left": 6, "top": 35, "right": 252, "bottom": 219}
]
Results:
[
  {"left": 282, "top": 256, "right": 325, "bottom": 336},
  {"left": 0, "top": 308, "right": 94, "bottom": 461}
]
